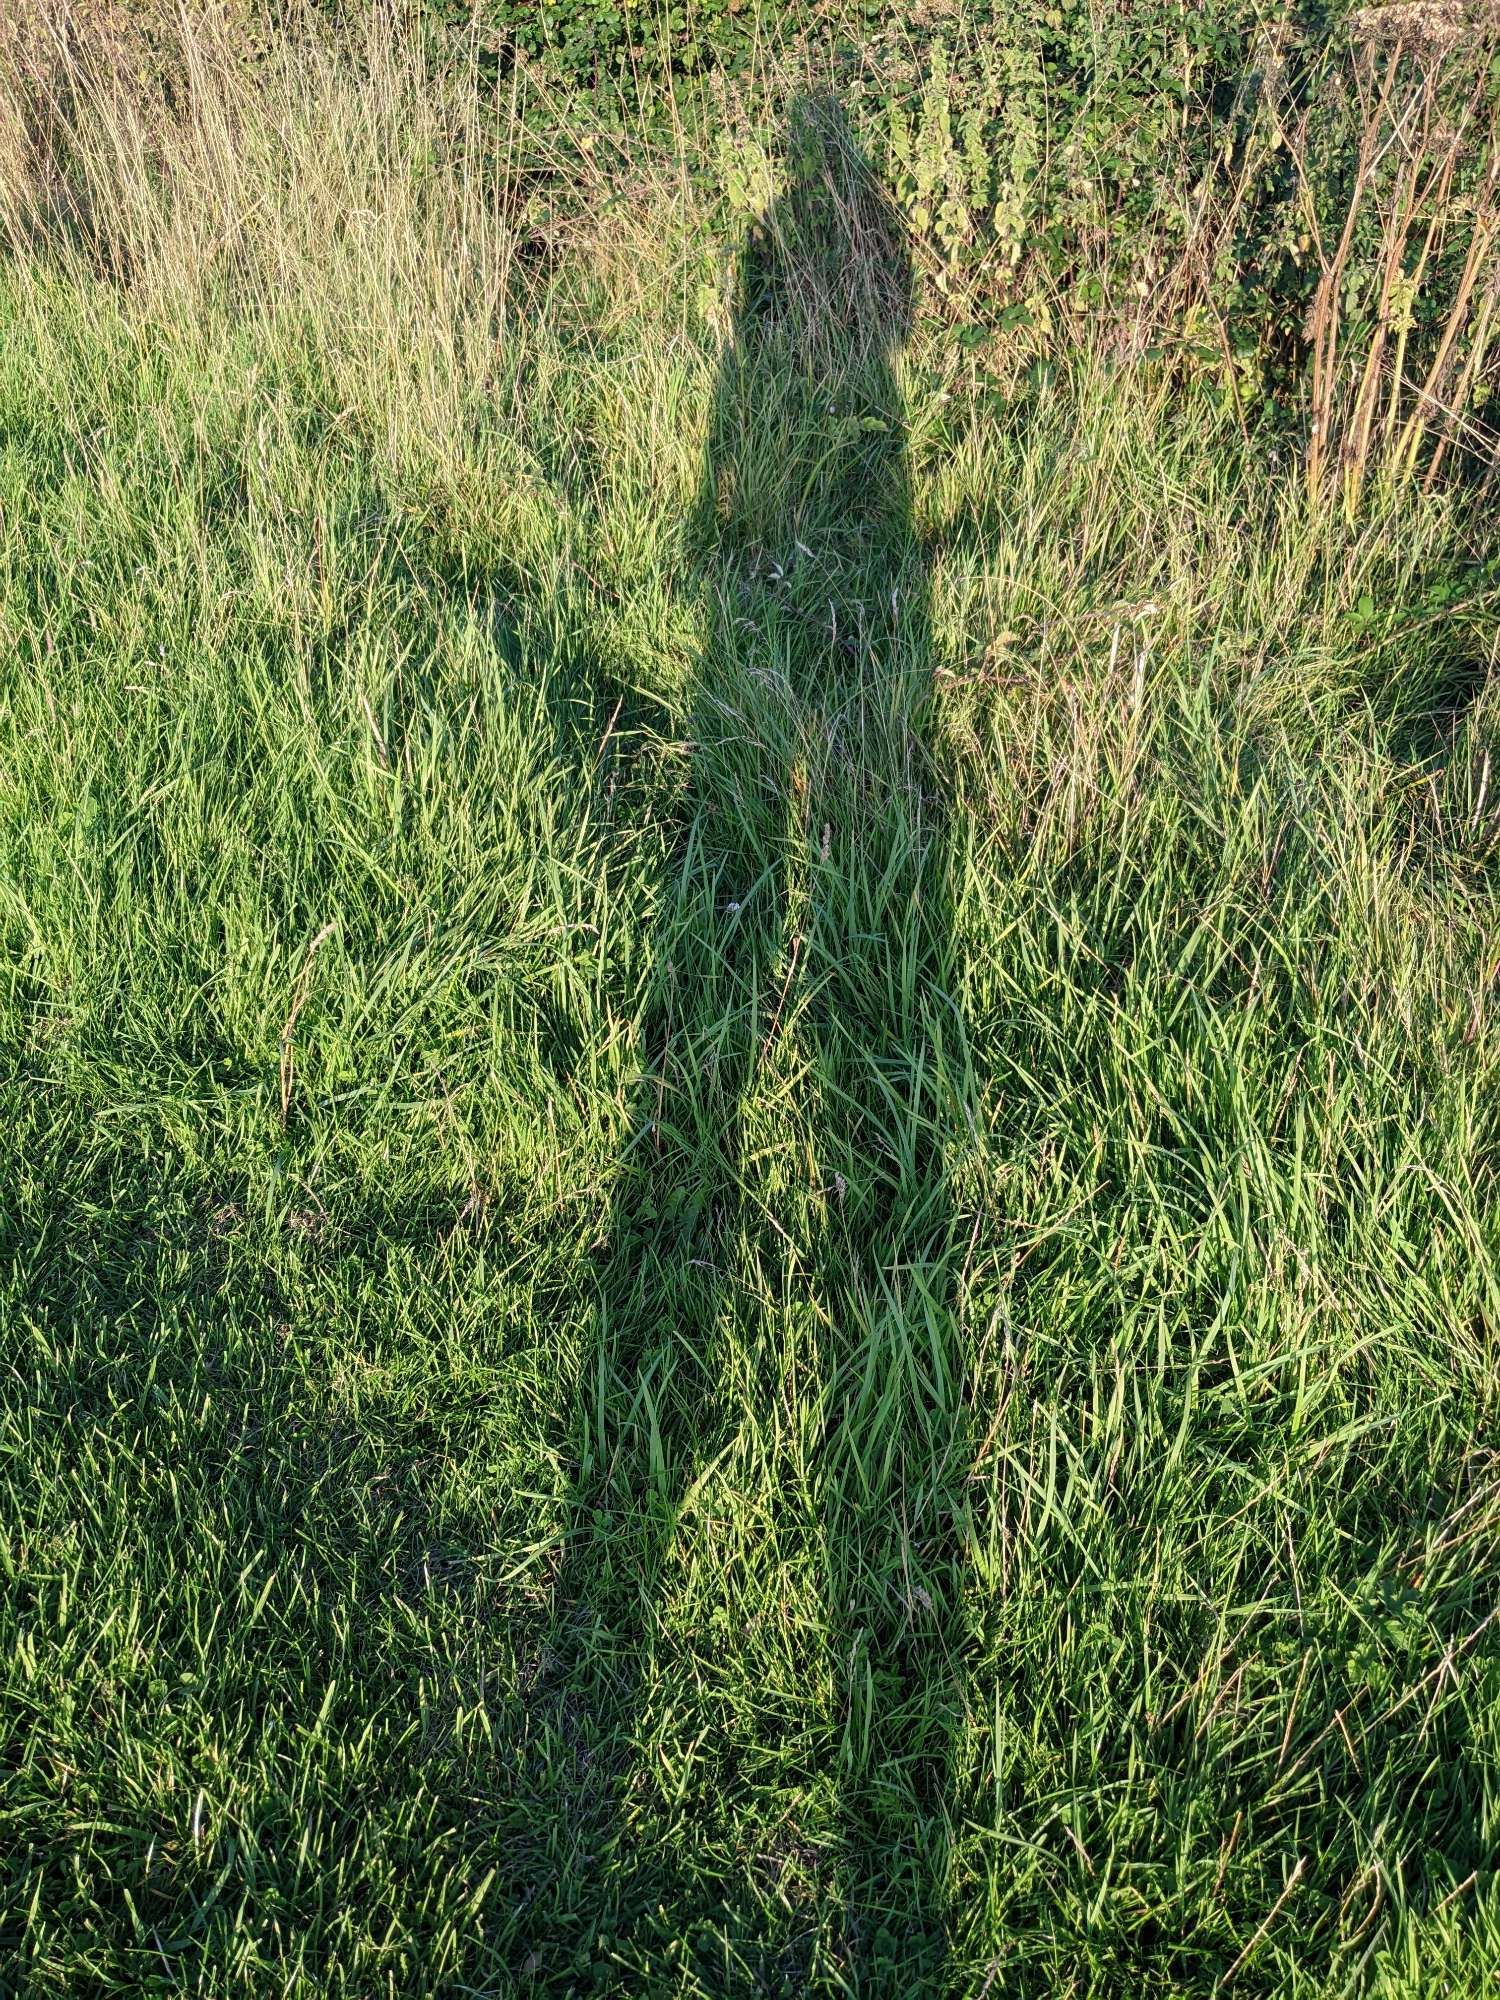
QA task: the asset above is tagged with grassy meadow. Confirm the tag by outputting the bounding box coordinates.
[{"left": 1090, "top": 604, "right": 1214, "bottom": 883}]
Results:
[{"left": 3, "top": 7, "right": 1500, "bottom": 1994}]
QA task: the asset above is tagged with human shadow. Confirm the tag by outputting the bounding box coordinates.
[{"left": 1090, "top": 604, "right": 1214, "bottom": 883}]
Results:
[{"left": 534, "top": 97, "right": 973, "bottom": 1989}]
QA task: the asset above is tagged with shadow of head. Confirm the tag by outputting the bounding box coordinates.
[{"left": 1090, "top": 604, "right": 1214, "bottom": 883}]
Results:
[{"left": 734, "top": 92, "right": 912, "bottom": 367}]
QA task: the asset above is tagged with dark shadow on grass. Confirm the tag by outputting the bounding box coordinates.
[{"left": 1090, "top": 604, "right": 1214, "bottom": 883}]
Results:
[
  {"left": 0, "top": 1137, "right": 549, "bottom": 1989},
  {"left": 527, "top": 97, "right": 974, "bottom": 1990}
]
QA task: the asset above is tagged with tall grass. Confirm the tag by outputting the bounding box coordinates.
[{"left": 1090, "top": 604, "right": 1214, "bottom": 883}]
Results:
[{"left": 2, "top": 6, "right": 1500, "bottom": 1995}]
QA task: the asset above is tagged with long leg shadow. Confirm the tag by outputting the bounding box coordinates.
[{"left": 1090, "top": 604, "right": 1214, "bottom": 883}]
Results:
[{"left": 536, "top": 97, "right": 973, "bottom": 1987}]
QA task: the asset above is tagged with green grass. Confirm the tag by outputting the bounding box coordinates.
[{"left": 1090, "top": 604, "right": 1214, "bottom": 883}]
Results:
[{"left": 4, "top": 29, "right": 1500, "bottom": 1998}]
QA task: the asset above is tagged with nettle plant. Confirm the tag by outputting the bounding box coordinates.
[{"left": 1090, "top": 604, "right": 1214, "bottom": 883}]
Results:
[
  {"left": 787, "top": 1, "right": 1240, "bottom": 343},
  {"left": 877, "top": 34, "right": 1043, "bottom": 288}
]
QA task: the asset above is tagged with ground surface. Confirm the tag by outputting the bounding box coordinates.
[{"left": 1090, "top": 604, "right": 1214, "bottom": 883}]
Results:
[{"left": 3, "top": 58, "right": 1500, "bottom": 2000}]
